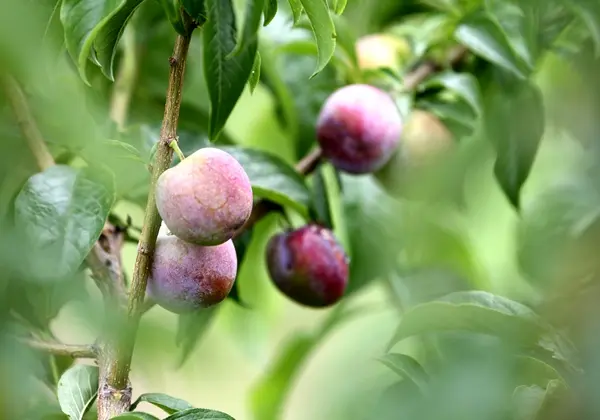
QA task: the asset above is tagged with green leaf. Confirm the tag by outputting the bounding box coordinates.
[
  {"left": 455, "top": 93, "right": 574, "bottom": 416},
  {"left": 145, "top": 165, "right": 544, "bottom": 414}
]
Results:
[
  {"left": 57, "top": 365, "right": 99, "bottom": 420},
  {"left": 342, "top": 175, "right": 404, "bottom": 295},
  {"left": 517, "top": 178, "right": 600, "bottom": 288},
  {"left": 484, "top": 77, "right": 545, "bottom": 209},
  {"left": 377, "top": 353, "right": 429, "bottom": 392},
  {"left": 455, "top": 12, "right": 529, "bottom": 79},
  {"left": 298, "top": 0, "right": 337, "bottom": 77},
  {"left": 230, "top": 0, "right": 265, "bottom": 57},
  {"left": 387, "top": 291, "right": 567, "bottom": 363},
  {"left": 287, "top": 0, "right": 303, "bottom": 24},
  {"left": 164, "top": 408, "right": 235, "bottom": 419},
  {"left": 181, "top": 0, "right": 207, "bottom": 24},
  {"left": 263, "top": 0, "right": 277, "bottom": 26},
  {"left": 175, "top": 306, "right": 219, "bottom": 367},
  {"left": 130, "top": 393, "right": 193, "bottom": 415},
  {"left": 333, "top": 0, "right": 347, "bottom": 15},
  {"left": 60, "top": 0, "right": 145, "bottom": 83},
  {"left": 512, "top": 380, "right": 568, "bottom": 420},
  {"left": 23, "top": 271, "right": 88, "bottom": 327},
  {"left": 92, "top": 0, "right": 146, "bottom": 80},
  {"left": 111, "top": 413, "right": 160, "bottom": 420},
  {"left": 567, "top": 0, "right": 600, "bottom": 56},
  {"left": 13, "top": 165, "right": 115, "bottom": 283},
  {"left": 485, "top": 0, "right": 539, "bottom": 69},
  {"left": 248, "top": 51, "right": 262, "bottom": 94},
  {"left": 250, "top": 334, "right": 316, "bottom": 420},
  {"left": 422, "top": 71, "right": 483, "bottom": 116},
  {"left": 219, "top": 146, "right": 312, "bottom": 218},
  {"left": 203, "top": 0, "right": 258, "bottom": 140}
]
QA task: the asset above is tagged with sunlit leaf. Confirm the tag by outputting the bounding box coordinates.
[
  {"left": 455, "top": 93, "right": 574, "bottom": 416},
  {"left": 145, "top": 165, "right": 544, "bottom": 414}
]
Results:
[
  {"left": 60, "top": 0, "right": 146, "bottom": 83},
  {"left": 287, "top": 0, "right": 303, "bottom": 24},
  {"left": 164, "top": 408, "right": 235, "bottom": 419},
  {"left": 248, "top": 51, "right": 262, "bottom": 94},
  {"left": 112, "top": 413, "right": 160, "bottom": 420},
  {"left": 130, "top": 393, "right": 193, "bottom": 415},
  {"left": 298, "top": 0, "right": 336, "bottom": 77},
  {"left": 57, "top": 365, "right": 99, "bottom": 420}
]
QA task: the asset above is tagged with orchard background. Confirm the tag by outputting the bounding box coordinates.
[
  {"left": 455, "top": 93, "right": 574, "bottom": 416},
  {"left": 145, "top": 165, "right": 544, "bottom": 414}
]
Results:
[{"left": 1, "top": 0, "right": 600, "bottom": 419}]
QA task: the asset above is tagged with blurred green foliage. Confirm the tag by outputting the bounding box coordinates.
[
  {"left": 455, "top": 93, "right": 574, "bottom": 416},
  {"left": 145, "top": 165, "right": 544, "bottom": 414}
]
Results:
[{"left": 1, "top": 0, "right": 600, "bottom": 419}]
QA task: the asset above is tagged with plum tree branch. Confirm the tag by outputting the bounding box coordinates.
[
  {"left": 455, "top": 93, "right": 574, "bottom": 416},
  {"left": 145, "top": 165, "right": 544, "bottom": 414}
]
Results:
[
  {"left": 1, "top": 74, "right": 54, "bottom": 171},
  {"left": 2, "top": 73, "right": 125, "bottom": 299},
  {"left": 21, "top": 338, "right": 97, "bottom": 358},
  {"left": 96, "top": 12, "right": 196, "bottom": 420},
  {"left": 234, "top": 45, "right": 469, "bottom": 239}
]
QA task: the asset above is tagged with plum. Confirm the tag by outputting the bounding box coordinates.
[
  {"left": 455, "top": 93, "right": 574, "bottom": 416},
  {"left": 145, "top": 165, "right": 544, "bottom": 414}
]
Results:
[
  {"left": 355, "top": 34, "right": 411, "bottom": 71},
  {"left": 156, "top": 147, "right": 253, "bottom": 246},
  {"left": 147, "top": 234, "right": 237, "bottom": 313},
  {"left": 265, "top": 224, "right": 349, "bottom": 308},
  {"left": 375, "top": 110, "right": 454, "bottom": 198},
  {"left": 316, "top": 84, "right": 402, "bottom": 174}
]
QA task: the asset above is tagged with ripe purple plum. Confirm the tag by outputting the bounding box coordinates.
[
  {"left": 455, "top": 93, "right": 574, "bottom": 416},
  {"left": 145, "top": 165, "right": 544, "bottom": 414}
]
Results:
[
  {"left": 316, "top": 84, "right": 402, "bottom": 174},
  {"left": 147, "top": 234, "right": 237, "bottom": 313},
  {"left": 156, "top": 147, "right": 253, "bottom": 246},
  {"left": 266, "top": 224, "right": 349, "bottom": 308}
]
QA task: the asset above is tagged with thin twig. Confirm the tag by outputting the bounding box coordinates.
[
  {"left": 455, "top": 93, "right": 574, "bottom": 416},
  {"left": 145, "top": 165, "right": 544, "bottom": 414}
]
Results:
[
  {"left": 1, "top": 74, "right": 54, "bottom": 170},
  {"left": 21, "top": 338, "right": 97, "bottom": 358},
  {"left": 97, "top": 13, "right": 196, "bottom": 420},
  {"left": 2, "top": 73, "right": 125, "bottom": 298},
  {"left": 3, "top": 67, "right": 129, "bottom": 420}
]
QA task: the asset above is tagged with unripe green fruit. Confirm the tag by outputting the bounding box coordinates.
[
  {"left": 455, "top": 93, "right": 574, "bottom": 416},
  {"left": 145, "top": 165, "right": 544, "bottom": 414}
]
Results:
[
  {"left": 155, "top": 147, "right": 253, "bottom": 246},
  {"left": 147, "top": 234, "right": 237, "bottom": 314},
  {"left": 374, "top": 110, "right": 454, "bottom": 198},
  {"left": 355, "top": 34, "right": 411, "bottom": 71}
]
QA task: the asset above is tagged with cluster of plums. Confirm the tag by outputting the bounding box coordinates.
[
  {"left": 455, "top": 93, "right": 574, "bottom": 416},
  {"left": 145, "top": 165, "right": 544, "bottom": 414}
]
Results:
[
  {"left": 146, "top": 147, "right": 351, "bottom": 313},
  {"left": 146, "top": 34, "right": 454, "bottom": 313}
]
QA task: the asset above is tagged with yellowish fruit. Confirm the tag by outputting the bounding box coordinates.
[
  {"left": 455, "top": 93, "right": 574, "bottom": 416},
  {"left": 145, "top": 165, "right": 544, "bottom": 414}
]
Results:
[
  {"left": 374, "top": 110, "right": 454, "bottom": 199},
  {"left": 355, "top": 34, "right": 411, "bottom": 71},
  {"left": 400, "top": 110, "right": 454, "bottom": 167}
]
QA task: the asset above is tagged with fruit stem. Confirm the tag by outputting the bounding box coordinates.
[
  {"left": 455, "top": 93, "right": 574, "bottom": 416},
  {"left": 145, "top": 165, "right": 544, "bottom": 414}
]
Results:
[
  {"left": 170, "top": 138, "right": 186, "bottom": 162},
  {"left": 97, "top": 11, "right": 196, "bottom": 420}
]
